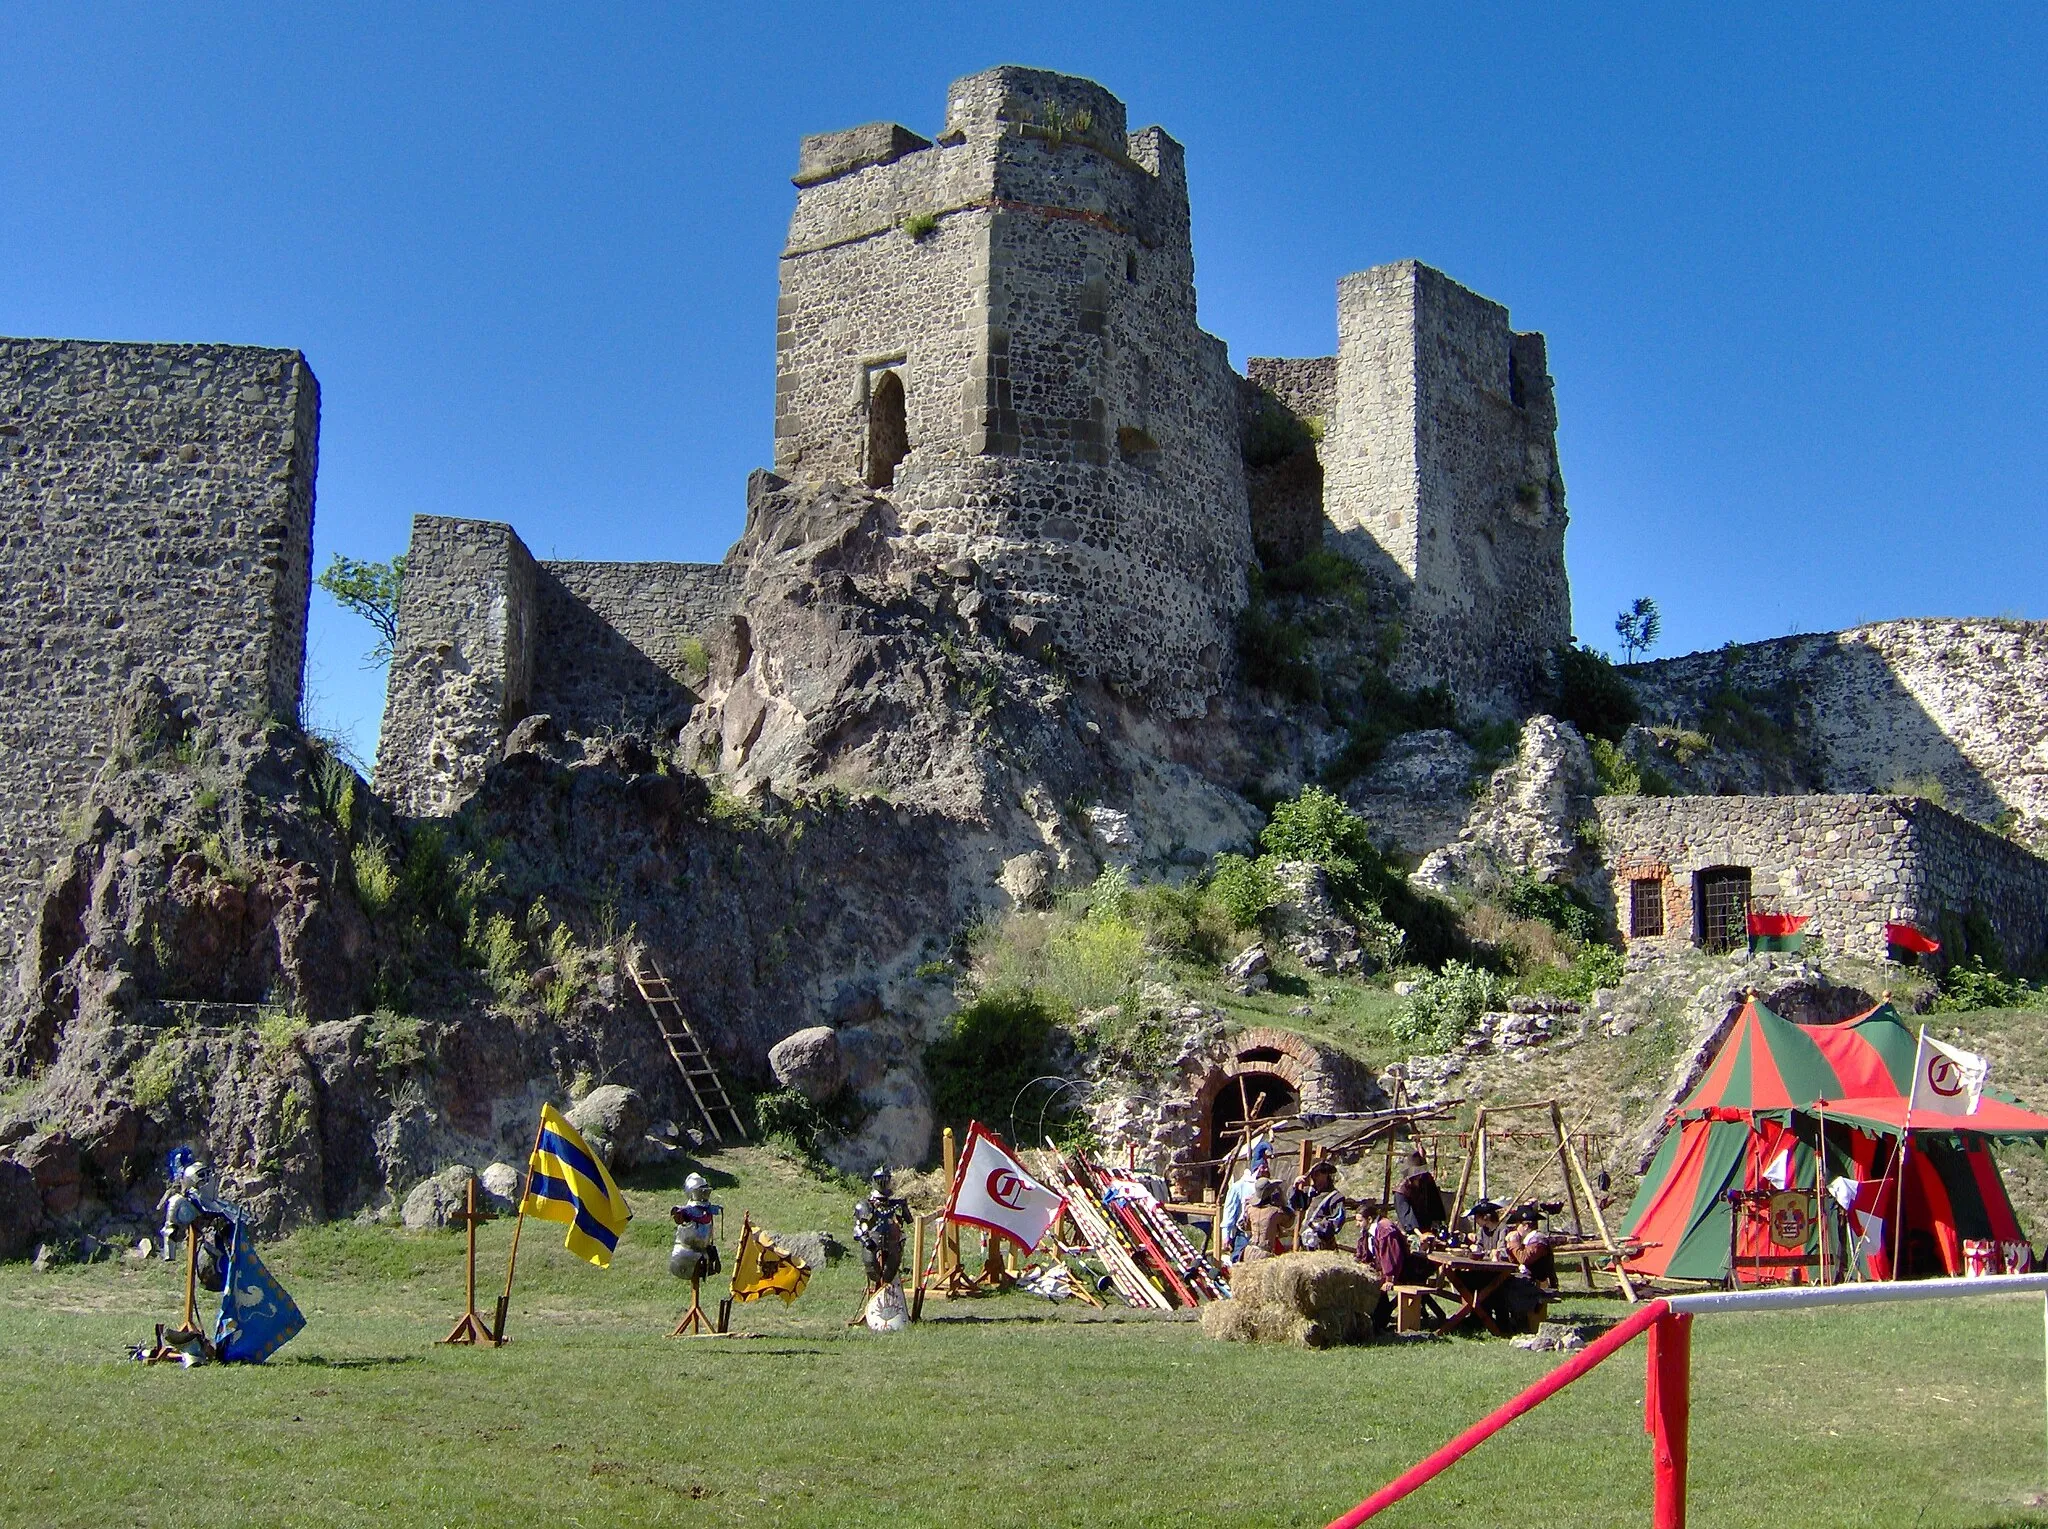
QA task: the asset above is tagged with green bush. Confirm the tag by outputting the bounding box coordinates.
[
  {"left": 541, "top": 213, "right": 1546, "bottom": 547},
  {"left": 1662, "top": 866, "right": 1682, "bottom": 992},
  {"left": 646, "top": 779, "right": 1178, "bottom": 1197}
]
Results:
[
  {"left": 1392, "top": 961, "right": 1505, "bottom": 1050},
  {"left": 1499, "top": 873, "right": 1600, "bottom": 944},
  {"left": 1521, "top": 943, "right": 1624, "bottom": 1002},
  {"left": 901, "top": 210, "right": 939, "bottom": 241},
  {"left": 1206, "top": 854, "right": 1281, "bottom": 931},
  {"left": 468, "top": 911, "right": 527, "bottom": 1005},
  {"left": 131, "top": 1030, "right": 185, "bottom": 1109},
  {"left": 350, "top": 837, "right": 399, "bottom": 915},
  {"left": 1554, "top": 644, "right": 1640, "bottom": 743},
  {"left": 924, "top": 989, "right": 1065, "bottom": 1140},
  {"left": 1589, "top": 737, "right": 1672, "bottom": 797},
  {"left": 364, "top": 1009, "right": 426, "bottom": 1072},
  {"left": 1931, "top": 957, "right": 2046, "bottom": 1014},
  {"left": 1236, "top": 605, "right": 1320, "bottom": 703},
  {"left": 1260, "top": 786, "right": 1393, "bottom": 914},
  {"left": 1258, "top": 549, "right": 1361, "bottom": 598},
  {"left": 1043, "top": 913, "right": 1146, "bottom": 1012},
  {"left": 755, "top": 1088, "right": 833, "bottom": 1157},
  {"left": 1242, "top": 394, "right": 1318, "bottom": 469}
]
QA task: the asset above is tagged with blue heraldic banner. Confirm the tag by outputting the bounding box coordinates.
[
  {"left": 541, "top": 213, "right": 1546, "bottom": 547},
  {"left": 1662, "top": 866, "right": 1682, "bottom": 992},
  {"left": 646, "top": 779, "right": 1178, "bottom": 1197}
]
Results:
[{"left": 214, "top": 1229, "right": 305, "bottom": 1363}]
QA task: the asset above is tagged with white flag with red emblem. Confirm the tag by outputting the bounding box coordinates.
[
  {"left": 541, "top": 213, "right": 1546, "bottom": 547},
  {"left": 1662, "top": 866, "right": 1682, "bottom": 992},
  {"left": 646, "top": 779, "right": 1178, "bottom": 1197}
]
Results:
[
  {"left": 944, "top": 1123, "right": 1067, "bottom": 1251},
  {"left": 1908, "top": 1029, "right": 1990, "bottom": 1117}
]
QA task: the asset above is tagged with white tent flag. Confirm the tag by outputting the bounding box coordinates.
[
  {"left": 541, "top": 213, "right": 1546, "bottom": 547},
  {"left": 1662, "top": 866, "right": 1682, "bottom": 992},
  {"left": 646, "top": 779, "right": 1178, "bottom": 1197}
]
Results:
[
  {"left": 1907, "top": 1029, "right": 1990, "bottom": 1117},
  {"left": 945, "top": 1123, "right": 1067, "bottom": 1252}
]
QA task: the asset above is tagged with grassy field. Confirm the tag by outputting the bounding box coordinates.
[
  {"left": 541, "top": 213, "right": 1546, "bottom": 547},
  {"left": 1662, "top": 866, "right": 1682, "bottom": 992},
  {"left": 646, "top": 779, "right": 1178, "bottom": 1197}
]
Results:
[{"left": 5, "top": 1147, "right": 2048, "bottom": 1528}]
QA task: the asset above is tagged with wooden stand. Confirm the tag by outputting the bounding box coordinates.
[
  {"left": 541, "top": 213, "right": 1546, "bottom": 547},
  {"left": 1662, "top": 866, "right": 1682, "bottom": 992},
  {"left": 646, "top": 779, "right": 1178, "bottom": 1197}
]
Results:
[
  {"left": 669, "top": 1271, "right": 715, "bottom": 1336},
  {"left": 441, "top": 1179, "right": 502, "bottom": 1346},
  {"left": 1448, "top": 1099, "right": 1638, "bottom": 1302},
  {"left": 142, "top": 1223, "right": 218, "bottom": 1364}
]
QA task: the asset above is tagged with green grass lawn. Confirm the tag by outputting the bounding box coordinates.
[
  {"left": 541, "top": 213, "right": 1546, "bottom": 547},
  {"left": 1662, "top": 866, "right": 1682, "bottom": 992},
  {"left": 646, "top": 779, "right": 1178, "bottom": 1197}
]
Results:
[{"left": 6, "top": 1146, "right": 2048, "bottom": 1528}]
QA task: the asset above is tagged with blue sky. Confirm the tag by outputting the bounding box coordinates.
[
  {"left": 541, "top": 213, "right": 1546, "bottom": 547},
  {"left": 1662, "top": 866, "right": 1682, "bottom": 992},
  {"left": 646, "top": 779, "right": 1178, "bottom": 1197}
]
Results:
[{"left": 4, "top": 6, "right": 2041, "bottom": 761}]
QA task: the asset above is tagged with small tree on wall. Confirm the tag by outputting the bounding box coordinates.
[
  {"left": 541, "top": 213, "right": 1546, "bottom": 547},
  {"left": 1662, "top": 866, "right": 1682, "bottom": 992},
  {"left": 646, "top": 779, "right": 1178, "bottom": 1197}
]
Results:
[
  {"left": 1614, "top": 597, "right": 1661, "bottom": 664},
  {"left": 318, "top": 553, "right": 407, "bottom": 666}
]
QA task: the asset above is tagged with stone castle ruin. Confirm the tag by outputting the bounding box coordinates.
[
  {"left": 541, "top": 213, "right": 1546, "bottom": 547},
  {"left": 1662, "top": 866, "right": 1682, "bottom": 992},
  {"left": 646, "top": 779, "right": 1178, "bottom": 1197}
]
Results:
[
  {"left": 3, "top": 65, "right": 2048, "bottom": 1236},
  {"left": 0, "top": 340, "right": 317, "bottom": 949},
  {"left": 375, "top": 66, "right": 1570, "bottom": 816}
]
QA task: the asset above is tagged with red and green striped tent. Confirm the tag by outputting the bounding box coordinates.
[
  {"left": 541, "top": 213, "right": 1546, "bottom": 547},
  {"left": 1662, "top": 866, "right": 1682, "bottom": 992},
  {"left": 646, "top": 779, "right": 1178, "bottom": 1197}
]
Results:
[{"left": 1621, "top": 998, "right": 2048, "bottom": 1282}]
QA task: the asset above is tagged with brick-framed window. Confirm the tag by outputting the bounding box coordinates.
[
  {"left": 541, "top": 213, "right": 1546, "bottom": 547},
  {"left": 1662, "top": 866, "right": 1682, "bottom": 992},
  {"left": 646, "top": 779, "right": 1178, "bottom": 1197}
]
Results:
[{"left": 1630, "top": 878, "right": 1667, "bottom": 938}]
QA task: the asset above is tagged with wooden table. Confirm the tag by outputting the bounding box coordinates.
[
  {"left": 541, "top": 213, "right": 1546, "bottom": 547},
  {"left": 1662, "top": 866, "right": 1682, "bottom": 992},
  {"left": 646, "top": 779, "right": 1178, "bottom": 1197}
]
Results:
[{"left": 1428, "top": 1251, "right": 1517, "bottom": 1337}]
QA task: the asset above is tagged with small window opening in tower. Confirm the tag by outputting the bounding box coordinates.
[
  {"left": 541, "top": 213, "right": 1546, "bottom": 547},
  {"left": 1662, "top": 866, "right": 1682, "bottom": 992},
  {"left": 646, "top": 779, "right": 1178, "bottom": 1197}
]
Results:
[
  {"left": 1508, "top": 349, "right": 1526, "bottom": 408},
  {"left": 1125, "top": 250, "right": 1138, "bottom": 283},
  {"left": 865, "top": 370, "right": 909, "bottom": 490}
]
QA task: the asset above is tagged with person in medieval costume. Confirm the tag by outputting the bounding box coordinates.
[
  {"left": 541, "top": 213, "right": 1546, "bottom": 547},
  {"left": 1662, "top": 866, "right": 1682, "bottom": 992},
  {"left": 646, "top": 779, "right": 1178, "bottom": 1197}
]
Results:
[
  {"left": 1393, "top": 1150, "right": 1449, "bottom": 1234},
  {"left": 1219, "top": 1136, "right": 1273, "bottom": 1264},
  {"left": 852, "top": 1166, "right": 912, "bottom": 1288},
  {"left": 1287, "top": 1157, "right": 1349, "bottom": 1251},
  {"left": 668, "top": 1172, "right": 722, "bottom": 1282}
]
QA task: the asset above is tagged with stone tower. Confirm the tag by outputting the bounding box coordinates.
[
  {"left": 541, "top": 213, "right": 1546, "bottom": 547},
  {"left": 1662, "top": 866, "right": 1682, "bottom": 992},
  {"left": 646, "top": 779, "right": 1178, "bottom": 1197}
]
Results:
[
  {"left": 1319, "top": 261, "right": 1571, "bottom": 708},
  {"left": 774, "top": 66, "right": 1252, "bottom": 714}
]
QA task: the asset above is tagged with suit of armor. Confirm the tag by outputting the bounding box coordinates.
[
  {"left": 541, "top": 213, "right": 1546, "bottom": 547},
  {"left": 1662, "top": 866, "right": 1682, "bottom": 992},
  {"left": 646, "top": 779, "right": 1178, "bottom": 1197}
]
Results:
[
  {"left": 853, "top": 1168, "right": 912, "bottom": 1286},
  {"left": 669, "top": 1172, "right": 722, "bottom": 1281}
]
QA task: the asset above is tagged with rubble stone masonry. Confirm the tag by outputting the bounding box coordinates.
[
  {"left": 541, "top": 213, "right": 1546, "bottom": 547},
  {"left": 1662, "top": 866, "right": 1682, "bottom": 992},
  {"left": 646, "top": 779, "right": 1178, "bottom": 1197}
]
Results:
[
  {"left": 1598, "top": 793, "right": 2048, "bottom": 970},
  {"left": 0, "top": 339, "right": 316, "bottom": 952},
  {"left": 774, "top": 66, "right": 1251, "bottom": 713}
]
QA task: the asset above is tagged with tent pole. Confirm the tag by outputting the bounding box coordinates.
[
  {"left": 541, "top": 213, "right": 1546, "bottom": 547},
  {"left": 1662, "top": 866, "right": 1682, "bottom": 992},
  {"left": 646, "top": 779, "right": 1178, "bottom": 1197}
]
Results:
[{"left": 1815, "top": 1105, "right": 1827, "bottom": 1287}]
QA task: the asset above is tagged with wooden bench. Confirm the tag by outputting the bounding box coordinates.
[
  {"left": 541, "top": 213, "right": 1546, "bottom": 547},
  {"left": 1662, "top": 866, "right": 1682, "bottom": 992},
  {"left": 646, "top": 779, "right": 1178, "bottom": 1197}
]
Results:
[{"left": 1390, "top": 1284, "right": 1445, "bottom": 1335}]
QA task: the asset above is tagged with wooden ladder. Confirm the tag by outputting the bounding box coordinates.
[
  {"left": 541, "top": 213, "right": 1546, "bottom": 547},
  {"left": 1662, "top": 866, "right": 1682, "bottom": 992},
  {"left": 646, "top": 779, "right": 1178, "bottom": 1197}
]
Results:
[{"left": 628, "top": 954, "right": 747, "bottom": 1144}]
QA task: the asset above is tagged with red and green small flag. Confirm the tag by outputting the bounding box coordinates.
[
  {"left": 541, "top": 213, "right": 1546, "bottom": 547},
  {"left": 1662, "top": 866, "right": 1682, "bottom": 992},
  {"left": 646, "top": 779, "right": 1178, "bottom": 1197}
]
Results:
[{"left": 1747, "top": 911, "right": 1810, "bottom": 952}]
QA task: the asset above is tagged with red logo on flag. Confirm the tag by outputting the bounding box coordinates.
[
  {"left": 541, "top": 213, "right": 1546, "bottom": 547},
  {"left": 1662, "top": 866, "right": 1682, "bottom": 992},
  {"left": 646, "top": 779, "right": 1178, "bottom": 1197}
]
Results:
[
  {"left": 1928, "top": 1056, "right": 1963, "bottom": 1098},
  {"left": 986, "top": 1168, "right": 1028, "bottom": 1210}
]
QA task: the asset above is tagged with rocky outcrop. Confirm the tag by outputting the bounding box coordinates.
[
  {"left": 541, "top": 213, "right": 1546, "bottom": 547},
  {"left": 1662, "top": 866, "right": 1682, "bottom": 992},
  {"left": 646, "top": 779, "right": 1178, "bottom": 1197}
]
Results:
[
  {"left": 1344, "top": 729, "right": 1479, "bottom": 859},
  {"left": 1625, "top": 620, "right": 2048, "bottom": 844},
  {"left": 1412, "top": 715, "right": 1598, "bottom": 897}
]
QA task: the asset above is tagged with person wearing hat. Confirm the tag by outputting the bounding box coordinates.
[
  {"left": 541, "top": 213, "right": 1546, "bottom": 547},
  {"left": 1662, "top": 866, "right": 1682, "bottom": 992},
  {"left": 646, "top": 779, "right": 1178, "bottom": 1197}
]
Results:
[
  {"left": 1488, "top": 1218, "right": 1559, "bottom": 1333},
  {"left": 1240, "top": 1178, "right": 1291, "bottom": 1263},
  {"left": 1394, "top": 1150, "right": 1449, "bottom": 1235},
  {"left": 1288, "top": 1157, "right": 1349, "bottom": 1252},
  {"left": 1468, "top": 1199, "right": 1507, "bottom": 1257}
]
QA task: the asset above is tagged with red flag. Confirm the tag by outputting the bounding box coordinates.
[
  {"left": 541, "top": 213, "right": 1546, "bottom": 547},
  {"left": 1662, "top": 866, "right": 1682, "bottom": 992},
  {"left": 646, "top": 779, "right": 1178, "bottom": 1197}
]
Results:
[
  {"left": 1746, "top": 912, "right": 1810, "bottom": 937},
  {"left": 1885, "top": 923, "right": 1940, "bottom": 954}
]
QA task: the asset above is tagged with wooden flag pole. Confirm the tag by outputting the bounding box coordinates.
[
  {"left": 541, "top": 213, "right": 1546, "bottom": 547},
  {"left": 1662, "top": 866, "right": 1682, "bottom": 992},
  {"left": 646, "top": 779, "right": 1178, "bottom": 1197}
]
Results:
[
  {"left": 442, "top": 1178, "right": 502, "bottom": 1346},
  {"left": 910, "top": 1212, "right": 927, "bottom": 1323},
  {"left": 493, "top": 1111, "right": 549, "bottom": 1342},
  {"left": 180, "top": 1221, "right": 200, "bottom": 1332}
]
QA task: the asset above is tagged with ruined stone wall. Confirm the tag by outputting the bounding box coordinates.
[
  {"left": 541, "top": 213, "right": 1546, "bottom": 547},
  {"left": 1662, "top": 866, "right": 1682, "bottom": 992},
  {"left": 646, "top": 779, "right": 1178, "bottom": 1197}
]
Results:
[
  {"left": 530, "top": 561, "right": 735, "bottom": 736},
  {"left": 1245, "top": 356, "right": 1336, "bottom": 424},
  {"left": 1322, "top": 262, "right": 1571, "bottom": 710},
  {"left": 376, "top": 516, "right": 738, "bottom": 816},
  {"left": 1626, "top": 620, "right": 2048, "bottom": 842},
  {"left": 775, "top": 66, "right": 1252, "bottom": 714},
  {"left": 376, "top": 516, "right": 537, "bottom": 818},
  {"left": 0, "top": 339, "right": 317, "bottom": 950},
  {"left": 1598, "top": 793, "right": 2048, "bottom": 969}
]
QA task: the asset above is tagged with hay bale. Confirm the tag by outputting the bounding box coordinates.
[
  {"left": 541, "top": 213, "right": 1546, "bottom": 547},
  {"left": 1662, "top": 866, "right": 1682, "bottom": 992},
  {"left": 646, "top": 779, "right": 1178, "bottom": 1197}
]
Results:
[{"left": 1203, "top": 1252, "right": 1381, "bottom": 1348}]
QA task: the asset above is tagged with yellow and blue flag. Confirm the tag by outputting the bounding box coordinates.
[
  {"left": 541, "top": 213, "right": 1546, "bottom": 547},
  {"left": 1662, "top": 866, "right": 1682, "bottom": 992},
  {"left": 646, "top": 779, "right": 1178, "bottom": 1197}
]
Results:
[{"left": 521, "top": 1103, "right": 631, "bottom": 1267}]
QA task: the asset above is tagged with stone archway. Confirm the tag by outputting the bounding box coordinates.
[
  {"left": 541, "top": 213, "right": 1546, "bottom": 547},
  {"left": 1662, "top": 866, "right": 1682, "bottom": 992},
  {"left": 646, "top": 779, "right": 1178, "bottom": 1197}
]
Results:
[
  {"left": 1190, "top": 1028, "right": 1334, "bottom": 1181},
  {"left": 864, "top": 370, "right": 909, "bottom": 489}
]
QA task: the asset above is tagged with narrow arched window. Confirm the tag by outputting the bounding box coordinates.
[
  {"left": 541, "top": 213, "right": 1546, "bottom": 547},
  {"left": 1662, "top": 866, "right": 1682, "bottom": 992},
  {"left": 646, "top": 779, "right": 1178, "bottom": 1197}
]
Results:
[{"left": 865, "top": 371, "right": 909, "bottom": 490}]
